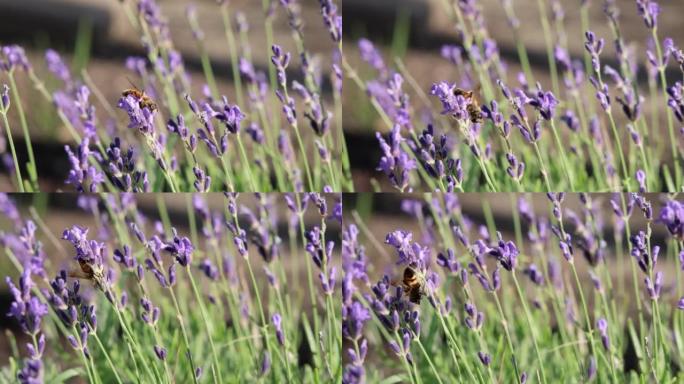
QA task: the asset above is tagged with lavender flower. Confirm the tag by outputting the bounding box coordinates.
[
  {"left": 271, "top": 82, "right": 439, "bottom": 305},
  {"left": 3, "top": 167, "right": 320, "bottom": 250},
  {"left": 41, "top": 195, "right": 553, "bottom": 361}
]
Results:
[
  {"left": 45, "top": 49, "right": 71, "bottom": 85},
  {"left": 477, "top": 351, "right": 491, "bottom": 366},
  {"left": 636, "top": 0, "right": 659, "bottom": 29},
  {"left": 658, "top": 200, "right": 683, "bottom": 239},
  {"left": 118, "top": 94, "right": 156, "bottom": 135},
  {"left": 487, "top": 236, "right": 519, "bottom": 271},
  {"left": 385, "top": 230, "right": 428, "bottom": 268},
  {"left": 272, "top": 313, "right": 284, "bottom": 346},
  {"left": 376, "top": 125, "right": 416, "bottom": 192},
  {"left": 645, "top": 271, "right": 663, "bottom": 300},
  {"left": 597, "top": 318, "right": 610, "bottom": 351},
  {"left": 585, "top": 31, "right": 605, "bottom": 75},
  {"left": 1, "top": 45, "right": 31, "bottom": 72},
  {"left": 667, "top": 82, "right": 684, "bottom": 123},
  {"left": 319, "top": 0, "right": 342, "bottom": 43},
  {"left": 0, "top": 83, "right": 9, "bottom": 112},
  {"left": 7, "top": 270, "right": 48, "bottom": 384},
  {"left": 163, "top": 229, "right": 194, "bottom": 267},
  {"left": 65, "top": 138, "right": 106, "bottom": 193},
  {"left": 528, "top": 86, "right": 559, "bottom": 120},
  {"left": 154, "top": 345, "right": 167, "bottom": 361}
]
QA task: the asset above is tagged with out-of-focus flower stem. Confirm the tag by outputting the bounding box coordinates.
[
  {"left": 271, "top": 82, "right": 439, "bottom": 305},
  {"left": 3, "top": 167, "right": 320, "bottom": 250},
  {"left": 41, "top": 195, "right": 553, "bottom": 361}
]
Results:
[
  {"left": 7, "top": 72, "right": 37, "bottom": 190},
  {"left": 220, "top": 4, "right": 245, "bottom": 108},
  {"left": 534, "top": 0, "right": 560, "bottom": 97},
  {"left": 168, "top": 287, "right": 200, "bottom": 384},
  {"left": 532, "top": 142, "right": 552, "bottom": 191},
  {"left": 186, "top": 265, "right": 224, "bottom": 384},
  {"left": 0, "top": 108, "right": 25, "bottom": 191},
  {"left": 90, "top": 330, "right": 125, "bottom": 384},
  {"left": 293, "top": 207, "right": 322, "bottom": 382},
  {"left": 605, "top": 110, "right": 630, "bottom": 190},
  {"left": 235, "top": 134, "right": 257, "bottom": 190},
  {"left": 549, "top": 119, "right": 575, "bottom": 190},
  {"left": 511, "top": 271, "right": 548, "bottom": 384}
]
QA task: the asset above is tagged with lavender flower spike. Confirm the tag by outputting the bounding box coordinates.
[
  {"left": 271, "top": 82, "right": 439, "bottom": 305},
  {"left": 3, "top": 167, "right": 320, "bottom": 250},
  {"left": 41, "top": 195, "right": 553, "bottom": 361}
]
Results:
[{"left": 376, "top": 125, "right": 416, "bottom": 192}]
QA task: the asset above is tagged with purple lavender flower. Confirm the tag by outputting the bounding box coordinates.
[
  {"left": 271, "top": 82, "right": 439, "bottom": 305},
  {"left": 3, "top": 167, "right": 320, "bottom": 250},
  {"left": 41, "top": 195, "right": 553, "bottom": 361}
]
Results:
[
  {"left": 7, "top": 272, "right": 48, "bottom": 336},
  {"left": 464, "top": 302, "right": 484, "bottom": 330},
  {"left": 199, "top": 258, "right": 219, "bottom": 281},
  {"left": 1, "top": 45, "right": 31, "bottom": 72},
  {"left": 487, "top": 236, "right": 519, "bottom": 271},
  {"left": 45, "top": 49, "right": 71, "bottom": 85},
  {"left": 272, "top": 313, "right": 285, "bottom": 346},
  {"left": 636, "top": 170, "right": 646, "bottom": 192},
  {"left": 343, "top": 300, "right": 371, "bottom": 342},
  {"left": 636, "top": 0, "right": 659, "bottom": 29},
  {"left": 154, "top": 345, "right": 167, "bottom": 361},
  {"left": 436, "top": 249, "right": 461, "bottom": 274},
  {"left": 163, "top": 229, "right": 194, "bottom": 266},
  {"left": 585, "top": 31, "right": 605, "bottom": 75},
  {"left": 65, "top": 138, "right": 106, "bottom": 193},
  {"left": 259, "top": 350, "right": 271, "bottom": 377},
  {"left": 430, "top": 81, "right": 471, "bottom": 121},
  {"left": 587, "top": 356, "right": 597, "bottom": 381},
  {"left": 319, "top": 0, "right": 342, "bottom": 42},
  {"left": 645, "top": 271, "right": 663, "bottom": 300},
  {"left": 211, "top": 96, "right": 245, "bottom": 134},
  {"left": 477, "top": 351, "right": 491, "bottom": 366},
  {"left": 376, "top": 125, "right": 416, "bottom": 192},
  {"left": 658, "top": 200, "right": 683, "bottom": 239},
  {"left": 271, "top": 45, "right": 291, "bottom": 90},
  {"left": 0, "top": 83, "right": 9, "bottom": 112},
  {"left": 358, "top": 39, "right": 387, "bottom": 76},
  {"left": 528, "top": 86, "right": 559, "bottom": 120},
  {"left": 102, "top": 138, "right": 149, "bottom": 192},
  {"left": 597, "top": 318, "right": 610, "bottom": 351},
  {"left": 385, "top": 230, "right": 429, "bottom": 268},
  {"left": 523, "top": 264, "right": 544, "bottom": 285},
  {"left": 667, "top": 82, "right": 684, "bottom": 123},
  {"left": 118, "top": 94, "right": 156, "bottom": 135},
  {"left": 7, "top": 270, "right": 48, "bottom": 384}
]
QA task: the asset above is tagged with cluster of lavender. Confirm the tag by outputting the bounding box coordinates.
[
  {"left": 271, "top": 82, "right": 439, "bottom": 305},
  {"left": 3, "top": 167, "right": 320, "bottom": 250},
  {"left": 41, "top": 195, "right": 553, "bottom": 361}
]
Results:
[
  {"left": 0, "top": 0, "right": 347, "bottom": 192},
  {"left": 349, "top": 0, "right": 684, "bottom": 192},
  {"left": 1, "top": 192, "right": 341, "bottom": 383},
  {"left": 343, "top": 193, "right": 684, "bottom": 383}
]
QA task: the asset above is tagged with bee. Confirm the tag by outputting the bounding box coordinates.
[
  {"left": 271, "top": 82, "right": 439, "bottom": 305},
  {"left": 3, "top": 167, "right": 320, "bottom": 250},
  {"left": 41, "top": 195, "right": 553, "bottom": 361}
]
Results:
[
  {"left": 122, "top": 80, "right": 157, "bottom": 112},
  {"left": 454, "top": 86, "right": 482, "bottom": 124},
  {"left": 69, "top": 260, "right": 106, "bottom": 289},
  {"left": 401, "top": 263, "right": 426, "bottom": 304}
]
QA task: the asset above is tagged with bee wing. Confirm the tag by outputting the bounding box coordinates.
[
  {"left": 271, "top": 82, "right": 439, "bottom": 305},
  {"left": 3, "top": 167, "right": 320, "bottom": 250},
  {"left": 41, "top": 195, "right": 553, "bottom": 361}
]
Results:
[
  {"left": 68, "top": 269, "right": 91, "bottom": 280},
  {"left": 126, "top": 76, "right": 140, "bottom": 90}
]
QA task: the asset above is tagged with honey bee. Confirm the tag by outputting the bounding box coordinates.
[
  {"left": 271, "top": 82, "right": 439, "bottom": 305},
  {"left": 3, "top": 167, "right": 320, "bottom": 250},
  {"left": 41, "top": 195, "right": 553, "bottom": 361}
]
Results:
[
  {"left": 401, "top": 263, "right": 426, "bottom": 304},
  {"left": 69, "top": 260, "right": 106, "bottom": 289},
  {"left": 454, "top": 86, "right": 482, "bottom": 124},
  {"left": 122, "top": 80, "right": 157, "bottom": 111}
]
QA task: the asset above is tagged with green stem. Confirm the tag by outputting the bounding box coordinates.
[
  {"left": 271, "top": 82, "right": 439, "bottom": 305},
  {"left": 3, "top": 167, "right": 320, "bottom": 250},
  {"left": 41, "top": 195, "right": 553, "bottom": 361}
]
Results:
[
  {"left": 0, "top": 110, "right": 25, "bottom": 191},
  {"left": 7, "top": 73, "right": 37, "bottom": 189},
  {"left": 236, "top": 134, "right": 257, "bottom": 190},
  {"left": 220, "top": 4, "right": 245, "bottom": 108},
  {"left": 511, "top": 272, "right": 548, "bottom": 384},
  {"left": 168, "top": 287, "right": 200, "bottom": 384},
  {"left": 549, "top": 119, "right": 575, "bottom": 190},
  {"left": 533, "top": 142, "right": 553, "bottom": 191},
  {"left": 186, "top": 267, "right": 223, "bottom": 384},
  {"left": 606, "top": 111, "right": 629, "bottom": 190}
]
